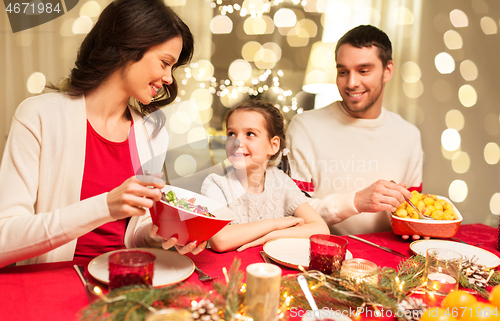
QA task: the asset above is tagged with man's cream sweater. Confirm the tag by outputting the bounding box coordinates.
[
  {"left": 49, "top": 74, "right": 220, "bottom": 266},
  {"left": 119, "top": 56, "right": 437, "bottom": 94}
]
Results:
[{"left": 0, "top": 93, "right": 168, "bottom": 267}]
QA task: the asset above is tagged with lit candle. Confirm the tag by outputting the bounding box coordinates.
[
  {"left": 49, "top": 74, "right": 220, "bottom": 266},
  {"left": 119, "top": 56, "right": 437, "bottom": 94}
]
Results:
[
  {"left": 427, "top": 272, "right": 458, "bottom": 294},
  {"left": 245, "top": 263, "right": 282, "bottom": 321}
]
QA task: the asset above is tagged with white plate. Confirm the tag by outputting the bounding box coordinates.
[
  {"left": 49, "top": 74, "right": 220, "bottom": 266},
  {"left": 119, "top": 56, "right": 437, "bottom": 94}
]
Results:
[
  {"left": 410, "top": 240, "right": 500, "bottom": 268},
  {"left": 263, "top": 238, "right": 353, "bottom": 270},
  {"left": 88, "top": 248, "right": 195, "bottom": 287}
]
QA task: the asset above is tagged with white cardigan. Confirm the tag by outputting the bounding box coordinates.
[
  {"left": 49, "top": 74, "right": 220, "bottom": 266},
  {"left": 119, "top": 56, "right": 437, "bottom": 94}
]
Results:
[{"left": 0, "top": 93, "right": 168, "bottom": 267}]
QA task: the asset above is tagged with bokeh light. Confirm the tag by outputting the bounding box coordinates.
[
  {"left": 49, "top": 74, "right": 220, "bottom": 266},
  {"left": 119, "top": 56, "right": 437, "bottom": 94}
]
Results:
[
  {"left": 480, "top": 16, "right": 497, "bottom": 35},
  {"left": 402, "top": 81, "right": 424, "bottom": 98},
  {"left": 211, "top": 15, "right": 233, "bottom": 34},
  {"left": 79, "top": 1, "right": 101, "bottom": 17},
  {"left": 27, "top": 72, "right": 46, "bottom": 94},
  {"left": 287, "top": 28, "right": 309, "bottom": 47},
  {"left": 459, "top": 60, "right": 478, "bottom": 81},
  {"left": 174, "top": 154, "right": 197, "bottom": 177},
  {"left": 442, "top": 146, "right": 461, "bottom": 160},
  {"left": 435, "top": 52, "right": 455, "bottom": 74},
  {"left": 169, "top": 111, "right": 191, "bottom": 134},
  {"left": 441, "top": 128, "right": 461, "bottom": 151},
  {"left": 191, "top": 60, "right": 214, "bottom": 82},
  {"left": 451, "top": 151, "right": 470, "bottom": 174},
  {"left": 241, "top": 0, "right": 271, "bottom": 16},
  {"left": 490, "top": 193, "right": 500, "bottom": 215},
  {"left": 458, "top": 84, "right": 477, "bottom": 107},
  {"left": 445, "top": 109, "right": 465, "bottom": 131},
  {"left": 242, "top": 41, "right": 262, "bottom": 62},
  {"left": 187, "top": 127, "right": 209, "bottom": 150},
  {"left": 243, "top": 16, "right": 274, "bottom": 35},
  {"left": 353, "top": 7, "right": 381, "bottom": 27},
  {"left": 450, "top": 9, "right": 468, "bottom": 28},
  {"left": 443, "top": 30, "right": 463, "bottom": 50},
  {"left": 484, "top": 142, "right": 500, "bottom": 165},
  {"left": 190, "top": 88, "right": 213, "bottom": 111},
  {"left": 72, "top": 16, "right": 93, "bottom": 34},
  {"left": 297, "top": 18, "right": 318, "bottom": 38},
  {"left": 400, "top": 61, "right": 421, "bottom": 83},
  {"left": 274, "top": 8, "right": 297, "bottom": 27},
  {"left": 449, "top": 180, "right": 468, "bottom": 203},
  {"left": 228, "top": 59, "right": 253, "bottom": 81},
  {"left": 393, "top": 7, "right": 414, "bottom": 25}
]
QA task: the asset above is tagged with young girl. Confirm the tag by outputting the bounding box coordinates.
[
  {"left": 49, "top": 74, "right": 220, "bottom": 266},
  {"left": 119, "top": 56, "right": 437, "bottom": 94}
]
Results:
[{"left": 201, "top": 100, "right": 329, "bottom": 252}]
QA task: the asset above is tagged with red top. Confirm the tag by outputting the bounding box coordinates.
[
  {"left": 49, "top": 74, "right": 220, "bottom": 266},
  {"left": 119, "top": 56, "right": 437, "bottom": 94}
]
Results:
[{"left": 74, "top": 119, "right": 136, "bottom": 258}]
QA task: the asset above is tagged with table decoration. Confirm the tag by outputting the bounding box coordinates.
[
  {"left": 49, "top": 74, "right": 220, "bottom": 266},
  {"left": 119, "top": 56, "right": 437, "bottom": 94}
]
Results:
[
  {"left": 423, "top": 248, "right": 462, "bottom": 296},
  {"left": 309, "top": 235, "right": 348, "bottom": 274},
  {"left": 340, "top": 258, "right": 379, "bottom": 285},
  {"left": 245, "top": 263, "right": 282, "bottom": 321},
  {"left": 108, "top": 250, "right": 156, "bottom": 290},
  {"left": 145, "top": 308, "right": 194, "bottom": 321},
  {"left": 78, "top": 256, "right": 500, "bottom": 321}
]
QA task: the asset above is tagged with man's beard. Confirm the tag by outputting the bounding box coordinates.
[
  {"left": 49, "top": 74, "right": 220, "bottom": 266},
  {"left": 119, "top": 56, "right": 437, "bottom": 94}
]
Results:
[{"left": 341, "top": 79, "right": 385, "bottom": 115}]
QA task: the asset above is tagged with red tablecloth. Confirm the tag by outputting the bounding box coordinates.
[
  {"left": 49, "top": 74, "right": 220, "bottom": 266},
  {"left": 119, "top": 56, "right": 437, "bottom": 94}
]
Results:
[{"left": 1, "top": 223, "right": 498, "bottom": 321}]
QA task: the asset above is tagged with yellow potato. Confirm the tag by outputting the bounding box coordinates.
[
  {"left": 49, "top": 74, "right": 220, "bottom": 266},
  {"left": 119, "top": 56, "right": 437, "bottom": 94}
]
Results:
[
  {"left": 444, "top": 202, "right": 454, "bottom": 211},
  {"left": 431, "top": 210, "right": 444, "bottom": 220},
  {"left": 395, "top": 208, "right": 408, "bottom": 218},
  {"left": 443, "top": 210, "right": 456, "bottom": 220},
  {"left": 411, "top": 190, "right": 422, "bottom": 200},
  {"left": 391, "top": 190, "right": 457, "bottom": 221},
  {"left": 423, "top": 197, "right": 435, "bottom": 206}
]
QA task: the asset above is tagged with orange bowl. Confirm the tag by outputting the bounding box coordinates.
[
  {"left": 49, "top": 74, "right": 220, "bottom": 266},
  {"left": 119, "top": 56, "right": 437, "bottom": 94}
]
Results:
[
  {"left": 150, "top": 186, "right": 235, "bottom": 246},
  {"left": 390, "top": 195, "right": 462, "bottom": 238}
]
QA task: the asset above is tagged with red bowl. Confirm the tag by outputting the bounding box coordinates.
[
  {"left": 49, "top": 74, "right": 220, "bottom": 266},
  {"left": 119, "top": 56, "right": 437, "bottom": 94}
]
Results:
[
  {"left": 150, "top": 186, "right": 235, "bottom": 246},
  {"left": 390, "top": 195, "right": 463, "bottom": 238}
]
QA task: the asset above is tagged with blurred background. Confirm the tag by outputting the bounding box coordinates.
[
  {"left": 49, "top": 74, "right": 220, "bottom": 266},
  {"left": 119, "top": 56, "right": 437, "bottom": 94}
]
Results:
[{"left": 1, "top": 0, "right": 499, "bottom": 227}]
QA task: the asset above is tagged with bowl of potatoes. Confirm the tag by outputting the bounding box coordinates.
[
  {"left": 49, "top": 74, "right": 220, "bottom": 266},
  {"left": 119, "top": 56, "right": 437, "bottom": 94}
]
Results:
[{"left": 389, "top": 191, "right": 463, "bottom": 238}]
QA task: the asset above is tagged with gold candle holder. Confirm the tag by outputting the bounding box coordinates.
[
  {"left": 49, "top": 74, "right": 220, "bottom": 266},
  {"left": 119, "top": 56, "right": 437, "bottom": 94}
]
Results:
[
  {"left": 245, "top": 263, "right": 282, "bottom": 321},
  {"left": 340, "top": 258, "right": 378, "bottom": 285},
  {"left": 145, "top": 308, "right": 194, "bottom": 321}
]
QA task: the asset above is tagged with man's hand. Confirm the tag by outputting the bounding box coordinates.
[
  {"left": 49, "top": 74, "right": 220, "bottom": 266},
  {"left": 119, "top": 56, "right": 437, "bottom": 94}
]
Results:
[
  {"left": 353, "top": 179, "right": 411, "bottom": 213},
  {"left": 402, "top": 234, "right": 430, "bottom": 241}
]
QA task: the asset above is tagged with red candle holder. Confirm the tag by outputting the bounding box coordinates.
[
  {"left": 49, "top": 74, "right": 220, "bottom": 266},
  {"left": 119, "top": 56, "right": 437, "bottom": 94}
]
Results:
[
  {"left": 309, "top": 234, "right": 348, "bottom": 274},
  {"left": 108, "top": 250, "right": 155, "bottom": 290}
]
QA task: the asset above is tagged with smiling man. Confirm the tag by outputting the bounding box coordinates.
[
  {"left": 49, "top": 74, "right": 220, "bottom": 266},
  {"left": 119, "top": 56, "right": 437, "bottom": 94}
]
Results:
[{"left": 287, "top": 25, "right": 423, "bottom": 237}]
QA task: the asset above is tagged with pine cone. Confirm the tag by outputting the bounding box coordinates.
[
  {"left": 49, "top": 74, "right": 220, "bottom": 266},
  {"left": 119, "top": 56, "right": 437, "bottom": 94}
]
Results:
[
  {"left": 397, "top": 297, "right": 428, "bottom": 321},
  {"left": 462, "top": 257, "right": 492, "bottom": 288},
  {"left": 191, "top": 299, "right": 221, "bottom": 321}
]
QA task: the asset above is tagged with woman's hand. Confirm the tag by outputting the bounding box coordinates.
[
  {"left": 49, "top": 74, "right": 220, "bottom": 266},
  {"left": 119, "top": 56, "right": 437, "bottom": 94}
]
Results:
[
  {"left": 149, "top": 224, "right": 207, "bottom": 255},
  {"left": 107, "top": 175, "right": 165, "bottom": 220}
]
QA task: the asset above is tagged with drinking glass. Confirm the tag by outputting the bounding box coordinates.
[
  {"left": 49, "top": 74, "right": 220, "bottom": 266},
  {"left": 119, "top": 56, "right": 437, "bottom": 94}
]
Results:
[
  {"left": 309, "top": 234, "right": 348, "bottom": 274},
  {"left": 108, "top": 250, "right": 155, "bottom": 290},
  {"left": 424, "top": 248, "right": 462, "bottom": 295}
]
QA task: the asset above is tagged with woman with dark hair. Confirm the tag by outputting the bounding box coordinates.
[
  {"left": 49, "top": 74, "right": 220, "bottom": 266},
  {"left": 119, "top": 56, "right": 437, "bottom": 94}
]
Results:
[{"left": 0, "top": 0, "right": 205, "bottom": 268}]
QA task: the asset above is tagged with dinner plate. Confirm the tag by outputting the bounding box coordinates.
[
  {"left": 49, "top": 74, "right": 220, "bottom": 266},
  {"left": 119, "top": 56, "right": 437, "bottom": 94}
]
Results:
[
  {"left": 88, "top": 248, "right": 195, "bottom": 287},
  {"left": 410, "top": 240, "right": 500, "bottom": 268},
  {"left": 263, "top": 238, "right": 353, "bottom": 270}
]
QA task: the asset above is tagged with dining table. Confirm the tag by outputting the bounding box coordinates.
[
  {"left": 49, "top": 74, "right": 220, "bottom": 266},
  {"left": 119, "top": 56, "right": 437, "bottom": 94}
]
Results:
[{"left": 1, "top": 223, "right": 498, "bottom": 321}]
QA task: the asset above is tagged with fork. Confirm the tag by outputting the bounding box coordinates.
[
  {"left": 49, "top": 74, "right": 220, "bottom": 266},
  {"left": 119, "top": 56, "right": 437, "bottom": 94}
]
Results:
[{"left": 195, "top": 266, "right": 217, "bottom": 282}]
